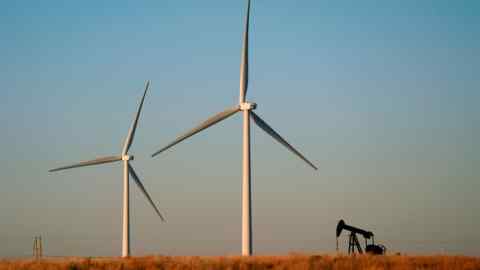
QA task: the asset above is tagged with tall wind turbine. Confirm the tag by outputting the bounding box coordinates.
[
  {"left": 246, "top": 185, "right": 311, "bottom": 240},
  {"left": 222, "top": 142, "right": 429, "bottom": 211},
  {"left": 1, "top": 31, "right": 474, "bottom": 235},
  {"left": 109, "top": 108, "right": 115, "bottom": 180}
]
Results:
[
  {"left": 151, "top": 0, "right": 317, "bottom": 256},
  {"left": 49, "top": 81, "right": 165, "bottom": 258}
]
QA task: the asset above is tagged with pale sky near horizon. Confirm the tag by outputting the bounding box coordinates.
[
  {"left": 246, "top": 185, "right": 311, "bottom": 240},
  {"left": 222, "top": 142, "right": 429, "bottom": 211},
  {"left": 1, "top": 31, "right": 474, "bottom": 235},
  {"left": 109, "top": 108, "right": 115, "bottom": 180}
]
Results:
[{"left": 1, "top": 0, "right": 479, "bottom": 258}]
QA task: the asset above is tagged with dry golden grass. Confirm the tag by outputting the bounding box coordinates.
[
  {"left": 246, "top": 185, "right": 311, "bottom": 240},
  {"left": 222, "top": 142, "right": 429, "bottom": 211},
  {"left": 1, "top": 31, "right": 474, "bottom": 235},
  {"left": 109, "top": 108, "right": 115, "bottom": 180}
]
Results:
[{"left": 1, "top": 255, "right": 479, "bottom": 270}]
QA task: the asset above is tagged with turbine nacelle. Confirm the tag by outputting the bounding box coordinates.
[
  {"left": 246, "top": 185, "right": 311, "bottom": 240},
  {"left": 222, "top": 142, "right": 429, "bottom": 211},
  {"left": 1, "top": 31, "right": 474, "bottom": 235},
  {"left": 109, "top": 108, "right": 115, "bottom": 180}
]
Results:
[
  {"left": 240, "top": 102, "right": 257, "bottom": 111},
  {"left": 122, "top": 155, "right": 134, "bottom": 161}
]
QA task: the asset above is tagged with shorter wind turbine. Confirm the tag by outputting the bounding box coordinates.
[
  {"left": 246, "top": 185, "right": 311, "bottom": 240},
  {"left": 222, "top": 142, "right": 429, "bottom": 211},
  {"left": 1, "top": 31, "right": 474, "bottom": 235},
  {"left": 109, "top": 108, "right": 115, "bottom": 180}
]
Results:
[
  {"left": 151, "top": 0, "right": 317, "bottom": 256},
  {"left": 49, "top": 81, "right": 164, "bottom": 258}
]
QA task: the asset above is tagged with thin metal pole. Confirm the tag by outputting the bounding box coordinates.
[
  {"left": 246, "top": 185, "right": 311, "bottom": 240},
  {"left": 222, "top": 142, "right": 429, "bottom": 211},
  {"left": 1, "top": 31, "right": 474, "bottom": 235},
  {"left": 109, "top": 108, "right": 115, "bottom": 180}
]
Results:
[
  {"left": 39, "top": 236, "right": 42, "bottom": 258},
  {"left": 33, "top": 237, "right": 37, "bottom": 258}
]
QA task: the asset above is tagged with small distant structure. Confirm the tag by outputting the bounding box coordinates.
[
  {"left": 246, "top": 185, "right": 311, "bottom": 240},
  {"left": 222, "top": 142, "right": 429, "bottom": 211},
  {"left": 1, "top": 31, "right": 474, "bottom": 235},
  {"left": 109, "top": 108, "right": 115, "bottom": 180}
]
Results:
[
  {"left": 336, "top": 219, "right": 386, "bottom": 255},
  {"left": 33, "top": 236, "right": 43, "bottom": 259}
]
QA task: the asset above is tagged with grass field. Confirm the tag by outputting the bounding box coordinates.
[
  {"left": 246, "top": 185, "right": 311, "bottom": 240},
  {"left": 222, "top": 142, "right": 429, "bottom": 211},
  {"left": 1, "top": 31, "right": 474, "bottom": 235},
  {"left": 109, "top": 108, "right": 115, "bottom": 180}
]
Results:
[{"left": 1, "top": 255, "right": 480, "bottom": 270}]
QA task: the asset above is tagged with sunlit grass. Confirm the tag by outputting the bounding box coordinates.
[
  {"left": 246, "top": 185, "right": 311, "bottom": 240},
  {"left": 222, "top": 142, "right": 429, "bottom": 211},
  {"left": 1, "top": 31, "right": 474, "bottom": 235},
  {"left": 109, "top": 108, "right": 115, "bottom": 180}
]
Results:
[{"left": 1, "top": 254, "right": 480, "bottom": 270}]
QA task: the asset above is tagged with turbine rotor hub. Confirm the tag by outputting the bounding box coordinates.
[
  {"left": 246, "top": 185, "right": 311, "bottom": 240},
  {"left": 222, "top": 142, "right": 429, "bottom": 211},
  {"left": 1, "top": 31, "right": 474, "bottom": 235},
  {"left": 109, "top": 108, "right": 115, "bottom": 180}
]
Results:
[
  {"left": 240, "top": 102, "right": 257, "bottom": 111},
  {"left": 122, "top": 155, "right": 134, "bottom": 161}
]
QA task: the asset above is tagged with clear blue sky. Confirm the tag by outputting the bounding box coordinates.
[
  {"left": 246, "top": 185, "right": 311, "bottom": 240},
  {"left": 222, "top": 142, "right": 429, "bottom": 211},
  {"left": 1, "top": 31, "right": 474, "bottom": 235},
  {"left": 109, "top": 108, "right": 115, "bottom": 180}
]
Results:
[{"left": 1, "top": 0, "right": 479, "bottom": 257}]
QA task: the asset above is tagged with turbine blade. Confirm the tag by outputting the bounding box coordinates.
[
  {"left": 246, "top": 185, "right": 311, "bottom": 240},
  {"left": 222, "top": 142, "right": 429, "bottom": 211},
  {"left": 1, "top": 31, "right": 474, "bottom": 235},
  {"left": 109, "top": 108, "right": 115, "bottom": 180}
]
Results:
[
  {"left": 49, "top": 155, "right": 122, "bottom": 172},
  {"left": 128, "top": 164, "right": 165, "bottom": 221},
  {"left": 152, "top": 106, "right": 241, "bottom": 157},
  {"left": 239, "top": 0, "right": 251, "bottom": 103},
  {"left": 251, "top": 112, "right": 318, "bottom": 170},
  {"left": 122, "top": 80, "right": 150, "bottom": 155}
]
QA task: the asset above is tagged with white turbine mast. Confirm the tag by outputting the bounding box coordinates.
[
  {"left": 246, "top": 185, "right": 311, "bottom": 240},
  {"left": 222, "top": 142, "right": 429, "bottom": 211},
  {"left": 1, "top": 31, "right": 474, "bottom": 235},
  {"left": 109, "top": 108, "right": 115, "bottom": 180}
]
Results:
[
  {"left": 49, "top": 81, "right": 165, "bottom": 258},
  {"left": 151, "top": 0, "right": 317, "bottom": 256}
]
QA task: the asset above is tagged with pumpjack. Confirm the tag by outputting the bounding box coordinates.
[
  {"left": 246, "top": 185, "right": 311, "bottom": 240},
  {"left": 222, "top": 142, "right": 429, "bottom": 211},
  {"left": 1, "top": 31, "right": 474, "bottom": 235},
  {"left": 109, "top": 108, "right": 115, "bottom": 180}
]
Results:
[{"left": 336, "top": 219, "right": 386, "bottom": 255}]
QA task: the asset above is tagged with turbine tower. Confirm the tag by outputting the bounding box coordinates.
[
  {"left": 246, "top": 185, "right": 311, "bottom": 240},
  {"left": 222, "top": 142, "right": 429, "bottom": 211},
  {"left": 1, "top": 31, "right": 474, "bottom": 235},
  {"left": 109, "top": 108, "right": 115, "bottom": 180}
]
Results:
[
  {"left": 152, "top": 0, "right": 317, "bottom": 256},
  {"left": 49, "top": 81, "right": 165, "bottom": 257}
]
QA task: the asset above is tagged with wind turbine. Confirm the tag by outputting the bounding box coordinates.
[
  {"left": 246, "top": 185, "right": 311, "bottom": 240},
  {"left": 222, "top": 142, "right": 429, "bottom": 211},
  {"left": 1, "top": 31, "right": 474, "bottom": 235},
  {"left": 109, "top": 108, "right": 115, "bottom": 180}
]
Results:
[
  {"left": 49, "top": 81, "right": 165, "bottom": 258},
  {"left": 151, "top": 0, "right": 317, "bottom": 256}
]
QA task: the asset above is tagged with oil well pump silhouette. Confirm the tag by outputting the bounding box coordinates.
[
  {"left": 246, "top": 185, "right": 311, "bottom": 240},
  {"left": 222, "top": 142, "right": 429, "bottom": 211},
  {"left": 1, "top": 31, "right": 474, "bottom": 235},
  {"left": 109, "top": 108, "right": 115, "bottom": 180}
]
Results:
[{"left": 336, "top": 219, "right": 386, "bottom": 255}]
